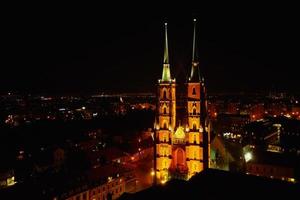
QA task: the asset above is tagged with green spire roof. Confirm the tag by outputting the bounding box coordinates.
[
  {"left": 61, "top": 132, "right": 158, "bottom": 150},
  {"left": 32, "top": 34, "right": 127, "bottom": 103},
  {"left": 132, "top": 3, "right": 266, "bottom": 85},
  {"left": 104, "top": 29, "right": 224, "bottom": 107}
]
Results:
[
  {"left": 189, "top": 19, "right": 201, "bottom": 83},
  {"left": 162, "top": 22, "right": 171, "bottom": 82},
  {"left": 164, "top": 23, "right": 169, "bottom": 64}
]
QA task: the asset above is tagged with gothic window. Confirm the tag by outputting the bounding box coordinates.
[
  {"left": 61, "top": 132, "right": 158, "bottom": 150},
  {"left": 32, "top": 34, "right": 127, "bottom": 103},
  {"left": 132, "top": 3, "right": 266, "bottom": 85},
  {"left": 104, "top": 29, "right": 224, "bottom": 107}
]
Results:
[
  {"left": 192, "top": 87, "right": 196, "bottom": 95},
  {"left": 163, "top": 122, "right": 167, "bottom": 130},
  {"left": 163, "top": 107, "right": 167, "bottom": 114},
  {"left": 163, "top": 90, "right": 167, "bottom": 99},
  {"left": 194, "top": 134, "right": 197, "bottom": 143},
  {"left": 193, "top": 108, "right": 196, "bottom": 115},
  {"left": 163, "top": 135, "right": 167, "bottom": 142},
  {"left": 193, "top": 123, "right": 196, "bottom": 130}
]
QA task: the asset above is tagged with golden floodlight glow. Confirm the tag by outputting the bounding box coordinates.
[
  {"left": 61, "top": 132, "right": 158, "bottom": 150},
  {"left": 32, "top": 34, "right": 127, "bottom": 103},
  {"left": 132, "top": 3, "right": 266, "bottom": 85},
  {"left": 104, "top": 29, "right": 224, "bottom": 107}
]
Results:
[
  {"left": 174, "top": 126, "right": 185, "bottom": 139},
  {"left": 7, "top": 176, "right": 16, "bottom": 186},
  {"left": 288, "top": 178, "right": 295, "bottom": 183}
]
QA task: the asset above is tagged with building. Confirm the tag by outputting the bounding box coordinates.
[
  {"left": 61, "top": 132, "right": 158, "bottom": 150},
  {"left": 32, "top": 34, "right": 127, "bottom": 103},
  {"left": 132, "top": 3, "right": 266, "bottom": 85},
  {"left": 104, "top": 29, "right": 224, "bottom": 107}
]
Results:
[
  {"left": 60, "top": 176, "right": 125, "bottom": 200},
  {"left": 210, "top": 136, "right": 234, "bottom": 170},
  {"left": 243, "top": 117, "right": 300, "bottom": 154},
  {"left": 245, "top": 150, "right": 299, "bottom": 183},
  {"left": 154, "top": 19, "right": 210, "bottom": 183},
  {"left": 56, "top": 165, "right": 127, "bottom": 200},
  {"left": 215, "top": 113, "right": 250, "bottom": 143},
  {"left": 0, "top": 169, "right": 16, "bottom": 188}
]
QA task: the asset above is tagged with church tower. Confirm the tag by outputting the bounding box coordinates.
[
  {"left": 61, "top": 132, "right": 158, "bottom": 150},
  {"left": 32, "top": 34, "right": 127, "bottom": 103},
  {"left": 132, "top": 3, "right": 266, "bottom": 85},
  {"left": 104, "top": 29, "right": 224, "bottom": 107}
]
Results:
[
  {"left": 155, "top": 22, "right": 176, "bottom": 184},
  {"left": 185, "top": 19, "right": 204, "bottom": 178}
]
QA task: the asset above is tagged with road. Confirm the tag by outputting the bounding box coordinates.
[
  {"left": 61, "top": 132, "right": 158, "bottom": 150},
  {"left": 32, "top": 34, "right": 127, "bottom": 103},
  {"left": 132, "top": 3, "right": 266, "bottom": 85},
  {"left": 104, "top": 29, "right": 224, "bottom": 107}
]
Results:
[{"left": 125, "top": 155, "right": 154, "bottom": 193}]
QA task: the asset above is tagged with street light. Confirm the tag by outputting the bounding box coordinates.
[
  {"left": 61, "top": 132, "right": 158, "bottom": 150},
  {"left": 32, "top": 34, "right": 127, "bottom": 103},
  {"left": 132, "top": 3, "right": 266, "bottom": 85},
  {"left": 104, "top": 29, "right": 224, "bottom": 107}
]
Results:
[
  {"left": 244, "top": 152, "right": 252, "bottom": 162},
  {"left": 150, "top": 168, "right": 155, "bottom": 176}
]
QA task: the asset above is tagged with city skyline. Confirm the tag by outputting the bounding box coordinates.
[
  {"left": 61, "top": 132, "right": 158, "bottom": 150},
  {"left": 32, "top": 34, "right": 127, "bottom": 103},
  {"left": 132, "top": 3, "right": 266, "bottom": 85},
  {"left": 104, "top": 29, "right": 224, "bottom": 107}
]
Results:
[
  {"left": 2, "top": 8, "right": 299, "bottom": 94},
  {"left": 1, "top": 6, "right": 300, "bottom": 198}
]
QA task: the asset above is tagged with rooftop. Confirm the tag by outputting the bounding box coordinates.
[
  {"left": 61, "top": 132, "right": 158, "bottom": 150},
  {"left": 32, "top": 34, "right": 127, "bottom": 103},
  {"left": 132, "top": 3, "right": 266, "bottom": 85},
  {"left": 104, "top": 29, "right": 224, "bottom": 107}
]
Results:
[{"left": 120, "top": 169, "right": 299, "bottom": 200}]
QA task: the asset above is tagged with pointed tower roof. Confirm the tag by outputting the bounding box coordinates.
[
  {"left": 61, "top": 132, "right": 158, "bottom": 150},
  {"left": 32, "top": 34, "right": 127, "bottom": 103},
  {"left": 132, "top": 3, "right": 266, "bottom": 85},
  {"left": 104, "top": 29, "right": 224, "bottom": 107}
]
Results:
[
  {"left": 189, "top": 19, "right": 201, "bottom": 83},
  {"left": 163, "top": 22, "right": 169, "bottom": 64},
  {"left": 161, "top": 22, "right": 171, "bottom": 82}
]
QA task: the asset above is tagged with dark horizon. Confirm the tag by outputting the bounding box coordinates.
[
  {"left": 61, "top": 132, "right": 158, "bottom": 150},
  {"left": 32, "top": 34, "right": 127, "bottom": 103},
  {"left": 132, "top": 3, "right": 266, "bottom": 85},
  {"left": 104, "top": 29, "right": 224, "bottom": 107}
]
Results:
[{"left": 2, "top": 7, "right": 299, "bottom": 94}]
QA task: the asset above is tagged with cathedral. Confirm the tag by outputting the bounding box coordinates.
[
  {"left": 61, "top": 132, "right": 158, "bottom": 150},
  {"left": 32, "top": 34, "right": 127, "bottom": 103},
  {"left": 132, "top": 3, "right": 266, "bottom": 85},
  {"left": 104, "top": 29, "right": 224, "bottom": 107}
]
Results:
[{"left": 154, "top": 19, "right": 210, "bottom": 183}]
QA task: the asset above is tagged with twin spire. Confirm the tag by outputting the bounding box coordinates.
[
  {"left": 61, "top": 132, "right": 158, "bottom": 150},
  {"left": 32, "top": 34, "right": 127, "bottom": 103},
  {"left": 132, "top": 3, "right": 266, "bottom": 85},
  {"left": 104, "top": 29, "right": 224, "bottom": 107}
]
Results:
[
  {"left": 161, "top": 19, "right": 201, "bottom": 83},
  {"left": 163, "top": 22, "right": 169, "bottom": 64},
  {"left": 161, "top": 22, "right": 171, "bottom": 82},
  {"left": 189, "top": 19, "right": 201, "bottom": 82},
  {"left": 192, "top": 18, "right": 198, "bottom": 63}
]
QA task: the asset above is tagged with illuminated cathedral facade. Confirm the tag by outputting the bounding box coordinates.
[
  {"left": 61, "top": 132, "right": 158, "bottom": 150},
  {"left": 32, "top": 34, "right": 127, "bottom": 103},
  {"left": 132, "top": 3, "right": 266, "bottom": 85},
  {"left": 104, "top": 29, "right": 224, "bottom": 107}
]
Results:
[{"left": 154, "top": 19, "right": 210, "bottom": 183}]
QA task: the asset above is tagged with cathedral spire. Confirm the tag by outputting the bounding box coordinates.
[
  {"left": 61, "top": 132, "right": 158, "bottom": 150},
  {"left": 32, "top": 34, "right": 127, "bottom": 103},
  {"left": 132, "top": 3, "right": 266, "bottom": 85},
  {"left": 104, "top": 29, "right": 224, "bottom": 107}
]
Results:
[
  {"left": 164, "top": 22, "right": 169, "bottom": 64},
  {"left": 189, "top": 19, "right": 201, "bottom": 82},
  {"left": 192, "top": 19, "right": 197, "bottom": 62},
  {"left": 161, "top": 22, "right": 171, "bottom": 82}
]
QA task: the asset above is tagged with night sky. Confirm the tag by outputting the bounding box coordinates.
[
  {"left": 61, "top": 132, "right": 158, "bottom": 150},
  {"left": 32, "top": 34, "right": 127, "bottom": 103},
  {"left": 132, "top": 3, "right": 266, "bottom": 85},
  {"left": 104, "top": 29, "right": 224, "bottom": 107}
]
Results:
[{"left": 2, "top": 6, "right": 299, "bottom": 94}]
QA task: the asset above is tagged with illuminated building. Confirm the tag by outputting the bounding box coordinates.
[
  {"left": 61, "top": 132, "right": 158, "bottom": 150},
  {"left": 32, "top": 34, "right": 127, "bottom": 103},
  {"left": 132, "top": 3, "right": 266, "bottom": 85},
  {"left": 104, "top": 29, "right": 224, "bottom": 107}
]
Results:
[
  {"left": 0, "top": 169, "right": 16, "bottom": 188},
  {"left": 62, "top": 176, "right": 125, "bottom": 200},
  {"left": 53, "top": 165, "right": 126, "bottom": 200},
  {"left": 154, "top": 19, "right": 210, "bottom": 183}
]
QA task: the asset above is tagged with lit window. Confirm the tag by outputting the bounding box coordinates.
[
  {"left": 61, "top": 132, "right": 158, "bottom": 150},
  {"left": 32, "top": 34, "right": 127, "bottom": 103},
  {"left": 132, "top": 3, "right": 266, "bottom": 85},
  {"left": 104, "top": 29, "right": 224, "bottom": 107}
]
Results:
[
  {"left": 164, "top": 123, "right": 167, "bottom": 129},
  {"left": 193, "top": 123, "right": 196, "bottom": 130},
  {"left": 288, "top": 178, "right": 295, "bottom": 183},
  {"left": 192, "top": 88, "right": 196, "bottom": 95}
]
